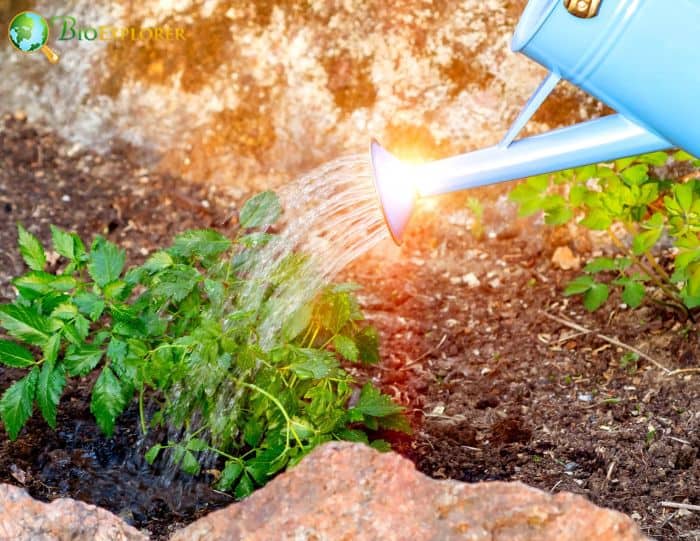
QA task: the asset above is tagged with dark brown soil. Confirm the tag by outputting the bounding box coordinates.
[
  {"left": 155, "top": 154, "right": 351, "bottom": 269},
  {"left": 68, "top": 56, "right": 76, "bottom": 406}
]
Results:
[{"left": 1, "top": 114, "right": 698, "bottom": 540}]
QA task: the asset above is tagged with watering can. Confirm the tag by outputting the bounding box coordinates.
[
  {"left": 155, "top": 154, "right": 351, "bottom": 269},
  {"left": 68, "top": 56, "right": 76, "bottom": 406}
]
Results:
[{"left": 370, "top": 0, "right": 700, "bottom": 244}]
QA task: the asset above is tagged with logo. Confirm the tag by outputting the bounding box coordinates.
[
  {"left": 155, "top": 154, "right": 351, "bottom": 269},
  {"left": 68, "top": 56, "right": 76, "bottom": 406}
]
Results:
[
  {"left": 8, "top": 12, "right": 188, "bottom": 64},
  {"left": 8, "top": 11, "right": 59, "bottom": 63}
]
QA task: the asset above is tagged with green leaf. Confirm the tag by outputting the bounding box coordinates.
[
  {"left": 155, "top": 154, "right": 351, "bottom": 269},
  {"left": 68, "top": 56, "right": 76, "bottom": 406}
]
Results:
[
  {"left": 0, "top": 367, "right": 38, "bottom": 440},
  {"left": 90, "top": 366, "right": 128, "bottom": 437},
  {"left": 88, "top": 237, "right": 126, "bottom": 287},
  {"left": 674, "top": 183, "right": 694, "bottom": 213},
  {"left": 50, "top": 225, "right": 83, "bottom": 261},
  {"left": 638, "top": 152, "right": 669, "bottom": 166},
  {"left": 42, "top": 333, "right": 61, "bottom": 365},
  {"left": 352, "top": 383, "right": 403, "bottom": 418},
  {"left": 73, "top": 292, "right": 105, "bottom": 321},
  {"left": 544, "top": 205, "right": 573, "bottom": 226},
  {"left": 563, "top": 275, "right": 594, "bottom": 296},
  {"left": 332, "top": 335, "right": 359, "bottom": 361},
  {"left": 621, "top": 281, "right": 645, "bottom": 308},
  {"left": 0, "top": 304, "right": 52, "bottom": 345},
  {"left": 283, "top": 305, "right": 312, "bottom": 341},
  {"left": 238, "top": 232, "right": 274, "bottom": 248},
  {"left": 170, "top": 230, "right": 231, "bottom": 261},
  {"left": 152, "top": 266, "right": 200, "bottom": 302},
  {"left": 289, "top": 349, "right": 338, "bottom": 380},
  {"left": 234, "top": 473, "right": 254, "bottom": 499},
  {"left": 65, "top": 345, "right": 103, "bottom": 376},
  {"left": 583, "top": 257, "right": 616, "bottom": 273},
  {"left": 583, "top": 283, "right": 609, "bottom": 311},
  {"left": 217, "top": 460, "right": 243, "bottom": 491},
  {"left": 355, "top": 326, "right": 380, "bottom": 364},
  {"left": 239, "top": 191, "right": 281, "bottom": 228},
  {"left": 36, "top": 361, "right": 65, "bottom": 428},
  {"left": 13, "top": 271, "right": 55, "bottom": 297},
  {"left": 50, "top": 302, "right": 78, "bottom": 321},
  {"left": 370, "top": 439, "right": 392, "bottom": 452},
  {"left": 145, "top": 444, "right": 163, "bottom": 464},
  {"left": 17, "top": 224, "right": 46, "bottom": 271},
  {"left": 106, "top": 337, "right": 128, "bottom": 364},
  {"left": 579, "top": 209, "right": 612, "bottom": 231},
  {"left": 172, "top": 445, "right": 201, "bottom": 476},
  {"left": 620, "top": 164, "right": 649, "bottom": 186},
  {"left": 632, "top": 229, "right": 662, "bottom": 255},
  {"left": 0, "top": 340, "right": 36, "bottom": 368},
  {"left": 142, "top": 251, "right": 173, "bottom": 273},
  {"left": 186, "top": 438, "right": 208, "bottom": 452}
]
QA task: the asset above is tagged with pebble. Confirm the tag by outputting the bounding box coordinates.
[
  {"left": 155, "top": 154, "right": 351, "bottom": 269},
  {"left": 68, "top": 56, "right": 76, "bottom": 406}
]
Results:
[
  {"left": 463, "top": 273, "right": 480, "bottom": 288},
  {"left": 578, "top": 393, "right": 593, "bottom": 402}
]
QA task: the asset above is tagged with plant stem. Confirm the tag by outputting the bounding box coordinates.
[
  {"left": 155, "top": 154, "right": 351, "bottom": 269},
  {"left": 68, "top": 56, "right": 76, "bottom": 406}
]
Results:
[
  {"left": 607, "top": 229, "right": 682, "bottom": 304},
  {"left": 138, "top": 388, "right": 147, "bottom": 435}
]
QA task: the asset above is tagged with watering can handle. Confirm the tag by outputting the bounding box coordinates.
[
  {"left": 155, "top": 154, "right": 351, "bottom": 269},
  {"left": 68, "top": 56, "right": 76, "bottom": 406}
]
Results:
[
  {"left": 563, "top": 0, "right": 601, "bottom": 19},
  {"left": 499, "top": 71, "right": 561, "bottom": 148}
]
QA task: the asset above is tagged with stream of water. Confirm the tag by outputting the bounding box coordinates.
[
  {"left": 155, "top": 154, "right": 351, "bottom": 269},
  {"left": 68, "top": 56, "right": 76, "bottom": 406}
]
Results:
[{"left": 152, "top": 152, "right": 389, "bottom": 487}]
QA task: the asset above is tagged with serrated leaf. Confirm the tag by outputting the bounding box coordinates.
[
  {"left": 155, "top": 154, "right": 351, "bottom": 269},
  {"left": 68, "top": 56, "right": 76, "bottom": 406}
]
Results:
[
  {"left": 13, "top": 271, "right": 55, "bottom": 297},
  {"left": 106, "top": 337, "right": 127, "bottom": 364},
  {"left": 238, "top": 232, "right": 274, "bottom": 248},
  {"left": 0, "top": 304, "right": 51, "bottom": 345},
  {"left": 42, "top": 333, "right": 61, "bottom": 365},
  {"left": 544, "top": 205, "right": 573, "bottom": 226},
  {"left": 377, "top": 412, "right": 412, "bottom": 434},
  {"left": 0, "top": 340, "right": 36, "bottom": 368},
  {"left": 170, "top": 230, "right": 231, "bottom": 261},
  {"left": 90, "top": 366, "right": 128, "bottom": 437},
  {"left": 36, "top": 361, "right": 65, "bottom": 428},
  {"left": 583, "top": 283, "right": 609, "bottom": 311},
  {"left": 289, "top": 349, "right": 338, "bottom": 380},
  {"left": 283, "top": 304, "right": 311, "bottom": 341},
  {"left": 216, "top": 460, "right": 243, "bottom": 491},
  {"left": 239, "top": 191, "right": 281, "bottom": 228},
  {"left": 50, "top": 302, "right": 78, "bottom": 321},
  {"left": 88, "top": 237, "right": 126, "bottom": 287},
  {"left": 65, "top": 345, "right": 103, "bottom": 376},
  {"left": 50, "top": 225, "right": 78, "bottom": 261},
  {"left": 143, "top": 251, "right": 173, "bottom": 273},
  {"left": 73, "top": 292, "right": 105, "bottom": 321},
  {"left": 0, "top": 367, "right": 38, "bottom": 440},
  {"left": 152, "top": 266, "right": 200, "bottom": 302},
  {"left": 17, "top": 224, "right": 46, "bottom": 271},
  {"left": 352, "top": 383, "right": 403, "bottom": 418},
  {"left": 332, "top": 335, "right": 359, "bottom": 361}
]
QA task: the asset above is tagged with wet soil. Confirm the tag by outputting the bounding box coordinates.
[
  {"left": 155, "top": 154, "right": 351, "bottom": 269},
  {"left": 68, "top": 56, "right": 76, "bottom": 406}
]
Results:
[{"left": 1, "top": 115, "right": 698, "bottom": 540}]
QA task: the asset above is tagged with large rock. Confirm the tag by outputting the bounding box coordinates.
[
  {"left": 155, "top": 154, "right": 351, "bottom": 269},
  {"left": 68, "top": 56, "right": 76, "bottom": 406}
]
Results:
[
  {"left": 172, "top": 442, "right": 648, "bottom": 541},
  {"left": 0, "top": 483, "right": 147, "bottom": 541},
  {"left": 0, "top": 0, "right": 606, "bottom": 189}
]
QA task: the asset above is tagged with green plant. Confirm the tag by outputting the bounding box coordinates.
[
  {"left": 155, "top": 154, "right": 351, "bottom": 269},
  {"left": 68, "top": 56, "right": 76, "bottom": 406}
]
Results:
[
  {"left": 466, "top": 197, "right": 484, "bottom": 240},
  {"left": 0, "top": 191, "right": 409, "bottom": 499},
  {"left": 509, "top": 151, "right": 700, "bottom": 315}
]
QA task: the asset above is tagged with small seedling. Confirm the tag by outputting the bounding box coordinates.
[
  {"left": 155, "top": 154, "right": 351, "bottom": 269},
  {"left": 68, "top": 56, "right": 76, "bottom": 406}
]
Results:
[{"left": 619, "top": 352, "right": 640, "bottom": 373}]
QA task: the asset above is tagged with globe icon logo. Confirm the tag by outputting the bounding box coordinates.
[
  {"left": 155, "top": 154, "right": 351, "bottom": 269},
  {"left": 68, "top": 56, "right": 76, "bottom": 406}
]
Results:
[{"left": 8, "top": 11, "right": 59, "bottom": 63}]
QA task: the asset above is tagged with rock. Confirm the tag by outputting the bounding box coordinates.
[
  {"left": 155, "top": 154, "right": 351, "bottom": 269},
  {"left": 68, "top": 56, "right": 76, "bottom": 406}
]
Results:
[
  {"left": 172, "top": 442, "right": 648, "bottom": 541},
  {"left": 0, "top": 1, "right": 604, "bottom": 189},
  {"left": 0, "top": 484, "right": 146, "bottom": 541},
  {"left": 551, "top": 246, "right": 581, "bottom": 270}
]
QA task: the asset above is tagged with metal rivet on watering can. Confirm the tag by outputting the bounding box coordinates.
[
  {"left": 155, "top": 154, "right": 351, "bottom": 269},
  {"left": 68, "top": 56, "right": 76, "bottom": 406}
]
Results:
[{"left": 564, "top": 0, "right": 601, "bottom": 18}]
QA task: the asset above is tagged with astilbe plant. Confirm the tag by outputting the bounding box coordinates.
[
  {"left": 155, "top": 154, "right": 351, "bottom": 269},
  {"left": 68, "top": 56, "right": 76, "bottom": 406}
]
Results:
[
  {"left": 509, "top": 151, "right": 700, "bottom": 317},
  {"left": 0, "top": 191, "right": 409, "bottom": 499}
]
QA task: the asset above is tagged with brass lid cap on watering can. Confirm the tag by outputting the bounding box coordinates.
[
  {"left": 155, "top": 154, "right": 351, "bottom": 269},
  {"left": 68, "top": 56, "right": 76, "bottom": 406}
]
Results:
[{"left": 564, "top": 0, "right": 601, "bottom": 18}]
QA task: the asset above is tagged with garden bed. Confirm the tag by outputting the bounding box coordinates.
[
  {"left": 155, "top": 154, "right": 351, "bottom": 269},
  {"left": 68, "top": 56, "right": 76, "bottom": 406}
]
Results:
[{"left": 0, "top": 114, "right": 698, "bottom": 540}]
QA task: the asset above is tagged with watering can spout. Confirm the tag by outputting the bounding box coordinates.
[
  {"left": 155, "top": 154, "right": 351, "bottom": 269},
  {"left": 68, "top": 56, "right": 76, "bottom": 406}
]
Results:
[{"left": 370, "top": 114, "right": 673, "bottom": 244}]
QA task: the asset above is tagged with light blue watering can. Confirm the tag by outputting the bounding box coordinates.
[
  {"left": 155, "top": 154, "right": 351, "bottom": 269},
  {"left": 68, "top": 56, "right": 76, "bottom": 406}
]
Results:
[{"left": 371, "top": 0, "right": 700, "bottom": 243}]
